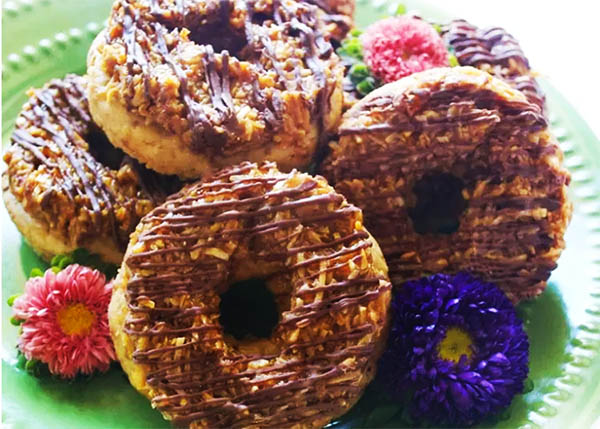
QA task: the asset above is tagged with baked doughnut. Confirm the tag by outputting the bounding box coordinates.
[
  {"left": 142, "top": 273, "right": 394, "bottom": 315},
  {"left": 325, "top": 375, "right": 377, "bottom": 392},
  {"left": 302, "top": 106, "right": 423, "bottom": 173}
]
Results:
[
  {"left": 321, "top": 67, "right": 571, "bottom": 302},
  {"left": 109, "top": 161, "right": 391, "bottom": 428},
  {"left": 302, "top": 0, "right": 355, "bottom": 42},
  {"left": 3, "top": 75, "right": 180, "bottom": 264},
  {"left": 442, "top": 19, "right": 546, "bottom": 112},
  {"left": 87, "top": 0, "right": 344, "bottom": 179}
]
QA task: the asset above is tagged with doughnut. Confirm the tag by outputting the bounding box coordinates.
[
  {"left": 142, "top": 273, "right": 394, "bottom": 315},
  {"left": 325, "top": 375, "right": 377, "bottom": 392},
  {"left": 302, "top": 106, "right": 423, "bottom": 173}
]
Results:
[
  {"left": 87, "top": 0, "right": 345, "bottom": 179},
  {"left": 109, "top": 161, "right": 391, "bottom": 428},
  {"left": 2, "top": 75, "right": 180, "bottom": 264},
  {"left": 302, "top": 0, "right": 355, "bottom": 42},
  {"left": 442, "top": 20, "right": 546, "bottom": 112},
  {"left": 321, "top": 67, "right": 571, "bottom": 302}
]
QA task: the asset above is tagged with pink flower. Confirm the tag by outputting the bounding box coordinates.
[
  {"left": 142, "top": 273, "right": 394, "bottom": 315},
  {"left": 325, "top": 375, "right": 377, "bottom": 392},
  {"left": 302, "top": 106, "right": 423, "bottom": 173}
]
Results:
[
  {"left": 362, "top": 16, "right": 449, "bottom": 84},
  {"left": 12, "top": 265, "right": 116, "bottom": 378}
]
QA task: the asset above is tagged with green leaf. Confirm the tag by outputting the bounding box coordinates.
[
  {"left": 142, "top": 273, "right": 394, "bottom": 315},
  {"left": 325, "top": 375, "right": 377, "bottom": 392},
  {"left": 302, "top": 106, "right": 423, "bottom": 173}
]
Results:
[
  {"left": 49, "top": 252, "right": 76, "bottom": 272},
  {"left": 498, "top": 408, "right": 511, "bottom": 421},
  {"left": 7, "top": 293, "right": 21, "bottom": 306},
  {"left": 16, "top": 351, "right": 52, "bottom": 378},
  {"left": 100, "top": 263, "right": 119, "bottom": 280},
  {"left": 24, "top": 358, "right": 46, "bottom": 377},
  {"left": 50, "top": 254, "right": 63, "bottom": 267},
  {"left": 523, "top": 377, "right": 534, "bottom": 393},
  {"left": 570, "top": 338, "right": 583, "bottom": 347},
  {"left": 350, "top": 28, "right": 363, "bottom": 37},
  {"left": 57, "top": 255, "right": 74, "bottom": 269},
  {"left": 10, "top": 316, "right": 24, "bottom": 326},
  {"left": 356, "top": 77, "right": 378, "bottom": 96},
  {"left": 398, "top": 405, "right": 416, "bottom": 426},
  {"left": 349, "top": 62, "right": 370, "bottom": 84},
  {"left": 432, "top": 23, "right": 442, "bottom": 34},
  {"left": 448, "top": 54, "right": 459, "bottom": 67},
  {"left": 395, "top": 3, "right": 407, "bottom": 15},
  {"left": 16, "top": 351, "right": 28, "bottom": 368},
  {"left": 29, "top": 267, "right": 44, "bottom": 278},
  {"left": 365, "top": 404, "right": 402, "bottom": 427},
  {"left": 338, "top": 37, "right": 363, "bottom": 61},
  {"left": 72, "top": 247, "right": 91, "bottom": 262},
  {"left": 33, "top": 249, "right": 118, "bottom": 280}
]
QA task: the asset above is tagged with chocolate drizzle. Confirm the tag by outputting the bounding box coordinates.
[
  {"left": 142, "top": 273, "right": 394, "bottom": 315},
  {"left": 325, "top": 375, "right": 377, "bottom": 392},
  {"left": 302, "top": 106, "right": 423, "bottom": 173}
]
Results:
[
  {"left": 443, "top": 19, "right": 546, "bottom": 111},
  {"left": 302, "top": 0, "right": 334, "bottom": 14},
  {"left": 5, "top": 75, "right": 180, "bottom": 249},
  {"left": 322, "top": 67, "right": 571, "bottom": 302},
  {"left": 202, "top": 47, "right": 234, "bottom": 119},
  {"left": 109, "top": 0, "right": 341, "bottom": 156},
  {"left": 339, "top": 88, "right": 545, "bottom": 138},
  {"left": 120, "top": 161, "right": 390, "bottom": 427},
  {"left": 300, "top": 0, "right": 353, "bottom": 42}
]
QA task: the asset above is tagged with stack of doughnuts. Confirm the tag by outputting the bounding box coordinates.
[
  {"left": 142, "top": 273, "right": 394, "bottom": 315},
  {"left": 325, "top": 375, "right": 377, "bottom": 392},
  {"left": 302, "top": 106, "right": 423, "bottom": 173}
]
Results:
[
  {"left": 3, "top": 0, "right": 572, "bottom": 427},
  {"left": 4, "top": 0, "right": 391, "bottom": 427},
  {"left": 5, "top": 0, "right": 348, "bottom": 260}
]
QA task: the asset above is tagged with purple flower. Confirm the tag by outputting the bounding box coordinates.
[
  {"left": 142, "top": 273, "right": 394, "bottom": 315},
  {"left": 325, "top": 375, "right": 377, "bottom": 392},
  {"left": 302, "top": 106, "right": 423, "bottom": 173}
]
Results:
[{"left": 378, "top": 273, "right": 529, "bottom": 426}]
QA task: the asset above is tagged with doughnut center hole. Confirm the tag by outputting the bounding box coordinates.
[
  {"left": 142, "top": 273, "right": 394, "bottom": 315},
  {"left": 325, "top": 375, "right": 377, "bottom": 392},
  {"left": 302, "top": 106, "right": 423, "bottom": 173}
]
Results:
[
  {"left": 408, "top": 173, "right": 467, "bottom": 235},
  {"left": 219, "top": 278, "right": 279, "bottom": 341},
  {"left": 157, "top": 3, "right": 250, "bottom": 59},
  {"left": 189, "top": 25, "right": 247, "bottom": 58}
]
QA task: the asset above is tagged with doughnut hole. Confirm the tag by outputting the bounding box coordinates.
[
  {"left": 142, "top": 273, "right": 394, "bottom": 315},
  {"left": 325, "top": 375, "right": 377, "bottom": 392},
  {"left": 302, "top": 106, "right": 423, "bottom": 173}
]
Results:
[
  {"left": 157, "top": 5, "right": 248, "bottom": 59},
  {"left": 188, "top": 23, "right": 247, "bottom": 58},
  {"left": 218, "top": 248, "right": 294, "bottom": 356},
  {"left": 219, "top": 278, "right": 279, "bottom": 341},
  {"left": 408, "top": 172, "right": 467, "bottom": 235}
]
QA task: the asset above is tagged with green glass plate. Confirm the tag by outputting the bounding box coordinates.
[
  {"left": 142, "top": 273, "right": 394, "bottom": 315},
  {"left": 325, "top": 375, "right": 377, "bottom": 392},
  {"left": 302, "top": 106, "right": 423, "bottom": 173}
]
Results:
[{"left": 2, "top": 0, "right": 600, "bottom": 428}]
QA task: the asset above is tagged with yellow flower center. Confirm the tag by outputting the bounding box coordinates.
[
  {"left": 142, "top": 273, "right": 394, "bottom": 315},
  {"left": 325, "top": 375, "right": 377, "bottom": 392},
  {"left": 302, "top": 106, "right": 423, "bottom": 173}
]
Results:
[
  {"left": 437, "top": 326, "right": 474, "bottom": 363},
  {"left": 56, "top": 303, "right": 96, "bottom": 336}
]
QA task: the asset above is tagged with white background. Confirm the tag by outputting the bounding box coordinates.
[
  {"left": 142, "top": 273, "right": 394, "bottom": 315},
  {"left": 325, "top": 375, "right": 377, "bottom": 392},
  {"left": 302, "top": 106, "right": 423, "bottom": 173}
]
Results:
[{"left": 422, "top": 0, "right": 600, "bottom": 140}]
